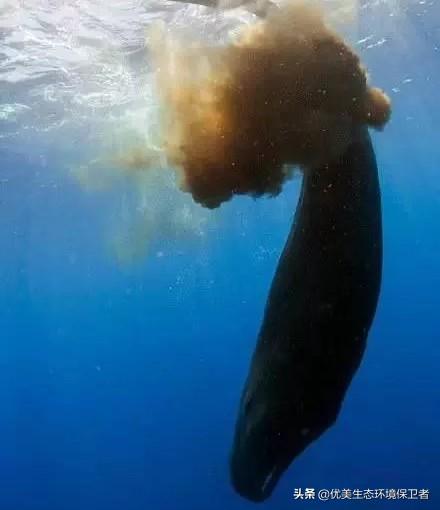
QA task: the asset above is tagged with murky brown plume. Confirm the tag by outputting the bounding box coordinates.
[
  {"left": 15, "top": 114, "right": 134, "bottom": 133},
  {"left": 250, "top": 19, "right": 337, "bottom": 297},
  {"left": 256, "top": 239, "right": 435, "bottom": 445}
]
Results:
[{"left": 151, "top": 1, "right": 391, "bottom": 208}]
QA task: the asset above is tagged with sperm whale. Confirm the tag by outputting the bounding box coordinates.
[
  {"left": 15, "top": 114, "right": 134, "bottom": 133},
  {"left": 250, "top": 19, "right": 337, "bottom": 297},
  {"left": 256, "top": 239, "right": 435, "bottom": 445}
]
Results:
[{"left": 229, "top": 126, "right": 383, "bottom": 502}]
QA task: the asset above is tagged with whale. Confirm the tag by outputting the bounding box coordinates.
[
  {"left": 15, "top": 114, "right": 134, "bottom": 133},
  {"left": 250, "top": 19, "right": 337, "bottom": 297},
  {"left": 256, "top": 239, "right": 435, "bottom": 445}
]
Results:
[
  {"left": 229, "top": 126, "right": 383, "bottom": 502},
  {"left": 162, "top": 0, "right": 384, "bottom": 500}
]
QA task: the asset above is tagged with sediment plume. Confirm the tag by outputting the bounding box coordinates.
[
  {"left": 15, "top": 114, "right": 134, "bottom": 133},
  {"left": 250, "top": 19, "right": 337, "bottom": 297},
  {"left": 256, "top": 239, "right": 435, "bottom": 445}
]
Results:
[{"left": 151, "top": 0, "right": 391, "bottom": 208}]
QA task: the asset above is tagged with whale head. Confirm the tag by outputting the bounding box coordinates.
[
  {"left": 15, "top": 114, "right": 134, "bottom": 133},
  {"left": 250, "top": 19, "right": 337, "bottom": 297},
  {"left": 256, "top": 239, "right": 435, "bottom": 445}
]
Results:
[{"left": 229, "top": 365, "right": 339, "bottom": 502}]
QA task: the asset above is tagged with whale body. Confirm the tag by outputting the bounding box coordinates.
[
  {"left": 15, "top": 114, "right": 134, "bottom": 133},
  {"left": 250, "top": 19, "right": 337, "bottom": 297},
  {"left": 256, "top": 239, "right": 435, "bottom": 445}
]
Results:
[{"left": 230, "top": 127, "right": 383, "bottom": 502}]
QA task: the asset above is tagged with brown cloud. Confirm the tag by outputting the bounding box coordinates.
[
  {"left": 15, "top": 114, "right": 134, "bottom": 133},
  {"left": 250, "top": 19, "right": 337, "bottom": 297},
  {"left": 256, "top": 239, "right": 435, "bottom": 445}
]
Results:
[{"left": 151, "top": 1, "right": 390, "bottom": 208}]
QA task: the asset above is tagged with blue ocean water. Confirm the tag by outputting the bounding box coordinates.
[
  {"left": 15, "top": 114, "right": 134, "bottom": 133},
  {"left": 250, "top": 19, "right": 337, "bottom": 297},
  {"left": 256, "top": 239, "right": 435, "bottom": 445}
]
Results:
[{"left": 0, "top": 1, "right": 439, "bottom": 509}]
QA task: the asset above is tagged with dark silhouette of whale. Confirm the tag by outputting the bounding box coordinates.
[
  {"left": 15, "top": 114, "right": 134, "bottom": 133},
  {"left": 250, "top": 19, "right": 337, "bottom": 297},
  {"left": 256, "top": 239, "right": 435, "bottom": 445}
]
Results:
[
  {"left": 164, "top": 0, "right": 383, "bottom": 500},
  {"left": 230, "top": 126, "right": 383, "bottom": 502}
]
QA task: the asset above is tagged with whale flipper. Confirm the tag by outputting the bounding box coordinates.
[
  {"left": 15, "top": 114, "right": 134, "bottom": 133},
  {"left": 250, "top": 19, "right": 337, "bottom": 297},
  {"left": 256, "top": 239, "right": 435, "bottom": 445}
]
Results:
[{"left": 230, "top": 127, "right": 383, "bottom": 502}]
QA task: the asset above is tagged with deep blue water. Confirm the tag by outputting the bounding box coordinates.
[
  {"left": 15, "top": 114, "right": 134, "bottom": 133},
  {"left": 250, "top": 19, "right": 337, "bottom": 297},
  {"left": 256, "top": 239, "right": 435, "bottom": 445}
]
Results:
[{"left": 1, "top": 3, "right": 439, "bottom": 510}]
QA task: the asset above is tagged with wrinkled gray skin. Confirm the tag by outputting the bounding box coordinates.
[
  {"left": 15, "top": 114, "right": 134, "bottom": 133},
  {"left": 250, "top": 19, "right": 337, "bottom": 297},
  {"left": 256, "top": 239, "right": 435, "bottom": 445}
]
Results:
[{"left": 230, "top": 127, "right": 383, "bottom": 502}]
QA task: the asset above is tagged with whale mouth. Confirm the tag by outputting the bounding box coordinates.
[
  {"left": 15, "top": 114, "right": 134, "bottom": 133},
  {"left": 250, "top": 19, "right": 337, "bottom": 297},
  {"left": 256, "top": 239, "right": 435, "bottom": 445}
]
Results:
[
  {"left": 230, "top": 420, "right": 284, "bottom": 503},
  {"left": 230, "top": 457, "right": 281, "bottom": 502},
  {"left": 261, "top": 466, "right": 278, "bottom": 494}
]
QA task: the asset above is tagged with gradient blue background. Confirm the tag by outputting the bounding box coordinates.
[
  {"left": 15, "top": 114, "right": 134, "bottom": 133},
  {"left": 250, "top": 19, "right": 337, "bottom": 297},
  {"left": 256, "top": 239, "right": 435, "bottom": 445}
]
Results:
[{"left": 0, "top": 2, "right": 439, "bottom": 509}]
